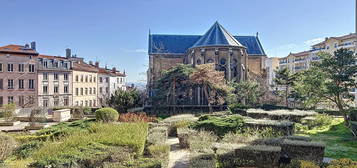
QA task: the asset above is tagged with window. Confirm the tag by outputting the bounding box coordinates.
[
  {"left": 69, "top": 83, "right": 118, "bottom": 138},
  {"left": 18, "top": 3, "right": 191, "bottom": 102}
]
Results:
[
  {"left": 81, "top": 75, "right": 84, "bottom": 82},
  {"left": 85, "top": 88, "right": 88, "bottom": 95},
  {"left": 85, "top": 100, "right": 88, "bottom": 107},
  {"left": 29, "top": 79, "right": 34, "bottom": 89},
  {"left": 93, "top": 87, "right": 96, "bottom": 94},
  {"left": 64, "top": 85, "right": 68, "bottom": 93},
  {"left": 43, "top": 86, "right": 48, "bottom": 94},
  {"left": 29, "top": 64, "right": 35, "bottom": 72},
  {"left": 43, "top": 73, "right": 48, "bottom": 80},
  {"left": 43, "top": 61, "right": 48, "bottom": 68},
  {"left": 54, "top": 73, "right": 58, "bottom": 80},
  {"left": 89, "top": 100, "right": 92, "bottom": 107},
  {"left": 99, "top": 77, "right": 103, "bottom": 83},
  {"left": 0, "top": 96, "right": 3, "bottom": 106},
  {"left": 54, "top": 86, "right": 58, "bottom": 93},
  {"left": 106, "top": 77, "right": 109, "bottom": 83},
  {"left": 7, "top": 64, "right": 13, "bottom": 72},
  {"left": 0, "top": 79, "right": 2, "bottom": 89},
  {"left": 75, "top": 101, "right": 79, "bottom": 106},
  {"left": 220, "top": 58, "right": 226, "bottom": 65},
  {"left": 19, "top": 96, "right": 24, "bottom": 106},
  {"left": 64, "top": 74, "right": 68, "bottom": 81},
  {"left": 100, "top": 87, "right": 102, "bottom": 93},
  {"left": 8, "top": 96, "right": 14, "bottom": 103},
  {"left": 81, "top": 100, "right": 83, "bottom": 106},
  {"left": 76, "top": 88, "right": 79, "bottom": 95},
  {"left": 93, "top": 100, "right": 96, "bottom": 107},
  {"left": 85, "top": 75, "right": 88, "bottom": 82},
  {"left": 8, "top": 79, "right": 14, "bottom": 89},
  {"left": 43, "top": 99, "right": 48, "bottom": 107},
  {"left": 19, "top": 79, "right": 24, "bottom": 89},
  {"left": 76, "top": 75, "right": 79, "bottom": 82},
  {"left": 0, "top": 63, "right": 2, "bottom": 72},
  {"left": 94, "top": 77, "right": 96, "bottom": 82},
  {"left": 18, "top": 64, "right": 24, "bottom": 72},
  {"left": 106, "top": 87, "right": 109, "bottom": 93},
  {"left": 28, "top": 96, "right": 34, "bottom": 105},
  {"left": 81, "top": 88, "right": 83, "bottom": 95},
  {"left": 89, "top": 75, "right": 92, "bottom": 82},
  {"left": 207, "top": 59, "right": 214, "bottom": 63},
  {"left": 64, "top": 98, "right": 69, "bottom": 106},
  {"left": 54, "top": 99, "right": 59, "bottom": 106},
  {"left": 89, "top": 88, "right": 92, "bottom": 94}
]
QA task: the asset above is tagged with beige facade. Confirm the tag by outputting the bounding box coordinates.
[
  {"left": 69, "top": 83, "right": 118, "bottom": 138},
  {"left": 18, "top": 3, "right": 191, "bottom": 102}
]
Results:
[
  {"left": 37, "top": 55, "right": 73, "bottom": 107},
  {"left": 278, "top": 51, "right": 309, "bottom": 73},
  {"left": 72, "top": 62, "right": 98, "bottom": 107},
  {"left": 0, "top": 44, "right": 38, "bottom": 107}
]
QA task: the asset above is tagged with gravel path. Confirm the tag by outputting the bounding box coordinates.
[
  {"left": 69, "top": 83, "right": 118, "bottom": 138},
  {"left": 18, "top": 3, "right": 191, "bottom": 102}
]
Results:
[{"left": 167, "top": 137, "right": 190, "bottom": 168}]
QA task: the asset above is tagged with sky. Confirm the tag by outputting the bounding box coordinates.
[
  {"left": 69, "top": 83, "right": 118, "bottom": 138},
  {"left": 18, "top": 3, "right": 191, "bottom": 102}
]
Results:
[{"left": 0, "top": 0, "right": 355, "bottom": 83}]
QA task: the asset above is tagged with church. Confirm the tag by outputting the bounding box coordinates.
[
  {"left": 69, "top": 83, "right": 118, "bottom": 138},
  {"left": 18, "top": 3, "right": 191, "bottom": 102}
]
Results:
[{"left": 147, "top": 22, "right": 267, "bottom": 103}]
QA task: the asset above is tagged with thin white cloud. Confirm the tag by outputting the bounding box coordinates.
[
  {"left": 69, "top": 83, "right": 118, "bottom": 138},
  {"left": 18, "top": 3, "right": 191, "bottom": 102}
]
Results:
[
  {"left": 304, "top": 37, "right": 324, "bottom": 46},
  {"left": 122, "top": 48, "right": 147, "bottom": 53}
]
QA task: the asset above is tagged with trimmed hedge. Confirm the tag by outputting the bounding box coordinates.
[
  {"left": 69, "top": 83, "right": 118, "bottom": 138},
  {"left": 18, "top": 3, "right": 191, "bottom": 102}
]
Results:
[
  {"left": 189, "top": 153, "right": 216, "bottom": 168},
  {"left": 95, "top": 108, "right": 119, "bottom": 122},
  {"left": 244, "top": 118, "right": 294, "bottom": 136},
  {"left": 190, "top": 115, "right": 245, "bottom": 137},
  {"left": 216, "top": 143, "right": 281, "bottom": 168},
  {"left": 246, "top": 109, "right": 317, "bottom": 122},
  {"left": 281, "top": 139, "right": 325, "bottom": 164}
]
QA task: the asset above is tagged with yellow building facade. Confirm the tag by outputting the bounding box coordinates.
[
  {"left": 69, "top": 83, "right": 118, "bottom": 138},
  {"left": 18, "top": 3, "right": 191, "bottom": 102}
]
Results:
[{"left": 72, "top": 62, "right": 98, "bottom": 107}]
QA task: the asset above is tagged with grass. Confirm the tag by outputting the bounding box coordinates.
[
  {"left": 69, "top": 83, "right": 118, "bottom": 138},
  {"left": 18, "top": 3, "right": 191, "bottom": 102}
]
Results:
[{"left": 297, "top": 118, "right": 357, "bottom": 160}]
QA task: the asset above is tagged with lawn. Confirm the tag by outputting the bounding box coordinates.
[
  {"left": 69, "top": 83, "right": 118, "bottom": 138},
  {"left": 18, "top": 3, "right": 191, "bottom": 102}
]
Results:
[{"left": 297, "top": 118, "right": 357, "bottom": 160}]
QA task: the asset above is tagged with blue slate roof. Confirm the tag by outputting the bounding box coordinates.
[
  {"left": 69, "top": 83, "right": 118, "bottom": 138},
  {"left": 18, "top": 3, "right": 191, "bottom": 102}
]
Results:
[
  {"left": 148, "top": 23, "right": 266, "bottom": 56},
  {"left": 192, "top": 22, "right": 242, "bottom": 48}
]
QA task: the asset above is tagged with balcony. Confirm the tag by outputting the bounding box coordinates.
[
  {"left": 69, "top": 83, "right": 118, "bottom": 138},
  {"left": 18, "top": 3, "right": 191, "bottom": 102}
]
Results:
[
  {"left": 294, "top": 58, "right": 306, "bottom": 62},
  {"left": 279, "top": 60, "right": 288, "bottom": 64},
  {"left": 37, "top": 64, "right": 71, "bottom": 71},
  {"left": 310, "top": 47, "right": 326, "bottom": 52}
]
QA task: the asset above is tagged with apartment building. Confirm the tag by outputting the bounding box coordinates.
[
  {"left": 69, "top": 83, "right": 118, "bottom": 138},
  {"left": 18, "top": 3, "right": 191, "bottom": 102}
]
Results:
[
  {"left": 37, "top": 55, "right": 73, "bottom": 107},
  {"left": 72, "top": 61, "right": 98, "bottom": 107},
  {"left": 0, "top": 43, "right": 38, "bottom": 107},
  {"left": 97, "top": 65, "right": 126, "bottom": 106},
  {"left": 278, "top": 33, "right": 356, "bottom": 73},
  {"left": 278, "top": 51, "right": 310, "bottom": 73}
]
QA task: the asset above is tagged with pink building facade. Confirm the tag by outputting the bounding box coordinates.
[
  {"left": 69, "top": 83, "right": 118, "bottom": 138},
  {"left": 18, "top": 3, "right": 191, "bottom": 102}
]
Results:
[{"left": 0, "top": 43, "right": 38, "bottom": 107}]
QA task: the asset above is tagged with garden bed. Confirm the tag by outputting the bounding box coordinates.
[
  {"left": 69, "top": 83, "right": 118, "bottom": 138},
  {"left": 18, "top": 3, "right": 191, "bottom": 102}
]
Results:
[
  {"left": 246, "top": 109, "right": 317, "bottom": 122},
  {"left": 244, "top": 118, "right": 294, "bottom": 136}
]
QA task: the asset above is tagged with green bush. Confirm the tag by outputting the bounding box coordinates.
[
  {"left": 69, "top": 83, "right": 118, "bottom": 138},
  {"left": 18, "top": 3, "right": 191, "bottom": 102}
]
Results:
[
  {"left": 327, "top": 158, "right": 357, "bottom": 168},
  {"left": 103, "top": 157, "right": 161, "bottom": 168},
  {"left": 1, "top": 103, "right": 16, "bottom": 121},
  {"left": 190, "top": 115, "right": 245, "bottom": 137},
  {"left": 83, "top": 107, "right": 93, "bottom": 115},
  {"left": 308, "top": 114, "right": 333, "bottom": 129},
  {"left": 14, "top": 141, "right": 43, "bottom": 159},
  {"left": 0, "top": 133, "right": 17, "bottom": 162},
  {"left": 95, "top": 108, "right": 119, "bottom": 122},
  {"left": 228, "top": 103, "right": 248, "bottom": 114}
]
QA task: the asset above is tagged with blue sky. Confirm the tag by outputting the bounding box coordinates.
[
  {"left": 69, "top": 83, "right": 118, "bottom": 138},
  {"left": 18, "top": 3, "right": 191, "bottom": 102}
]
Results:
[{"left": 0, "top": 0, "right": 354, "bottom": 82}]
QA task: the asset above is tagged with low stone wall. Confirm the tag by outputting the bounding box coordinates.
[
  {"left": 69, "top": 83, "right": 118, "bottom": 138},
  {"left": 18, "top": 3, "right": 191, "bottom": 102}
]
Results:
[{"left": 53, "top": 109, "right": 71, "bottom": 122}]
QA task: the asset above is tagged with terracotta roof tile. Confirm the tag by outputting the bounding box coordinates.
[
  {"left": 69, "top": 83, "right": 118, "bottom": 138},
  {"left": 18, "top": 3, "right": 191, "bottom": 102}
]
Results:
[
  {"left": 38, "top": 54, "right": 68, "bottom": 60},
  {"left": 0, "top": 44, "right": 38, "bottom": 54}
]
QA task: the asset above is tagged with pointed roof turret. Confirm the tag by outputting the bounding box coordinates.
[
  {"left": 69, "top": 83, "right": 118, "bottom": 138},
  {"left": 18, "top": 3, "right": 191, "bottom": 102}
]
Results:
[{"left": 192, "top": 22, "right": 243, "bottom": 48}]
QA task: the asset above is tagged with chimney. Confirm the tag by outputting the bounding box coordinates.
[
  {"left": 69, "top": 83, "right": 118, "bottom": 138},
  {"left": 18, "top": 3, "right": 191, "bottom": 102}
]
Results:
[
  {"left": 25, "top": 44, "right": 30, "bottom": 48},
  {"left": 112, "top": 67, "right": 116, "bottom": 72},
  {"left": 30, "top": 41, "right": 36, "bottom": 50},
  {"left": 66, "top": 48, "right": 71, "bottom": 58},
  {"left": 89, "top": 61, "right": 93, "bottom": 65},
  {"left": 95, "top": 61, "right": 99, "bottom": 67}
]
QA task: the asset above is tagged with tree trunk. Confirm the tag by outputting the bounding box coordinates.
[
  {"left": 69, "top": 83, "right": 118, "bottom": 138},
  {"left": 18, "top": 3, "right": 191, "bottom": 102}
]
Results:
[
  {"left": 203, "top": 84, "right": 212, "bottom": 113},
  {"left": 286, "top": 85, "right": 289, "bottom": 107}
]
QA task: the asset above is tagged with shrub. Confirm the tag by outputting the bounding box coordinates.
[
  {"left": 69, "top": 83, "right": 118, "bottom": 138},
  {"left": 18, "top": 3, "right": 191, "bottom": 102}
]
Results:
[
  {"left": 1, "top": 103, "right": 16, "bottom": 121},
  {"left": 0, "top": 133, "right": 17, "bottom": 162},
  {"left": 286, "top": 160, "right": 319, "bottom": 168},
  {"left": 228, "top": 103, "right": 249, "bottom": 115},
  {"left": 14, "top": 141, "right": 43, "bottom": 159},
  {"left": 83, "top": 107, "right": 92, "bottom": 115},
  {"left": 95, "top": 108, "right": 119, "bottom": 122},
  {"left": 188, "top": 131, "right": 218, "bottom": 153},
  {"left": 147, "top": 127, "right": 168, "bottom": 146},
  {"left": 119, "top": 112, "right": 157, "bottom": 122},
  {"left": 189, "top": 153, "right": 216, "bottom": 168},
  {"left": 307, "top": 114, "right": 333, "bottom": 129},
  {"left": 103, "top": 157, "right": 161, "bottom": 168},
  {"left": 327, "top": 158, "right": 357, "bottom": 168},
  {"left": 190, "top": 115, "right": 245, "bottom": 137},
  {"left": 147, "top": 144, "right": 170, "bottom": 158}
]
